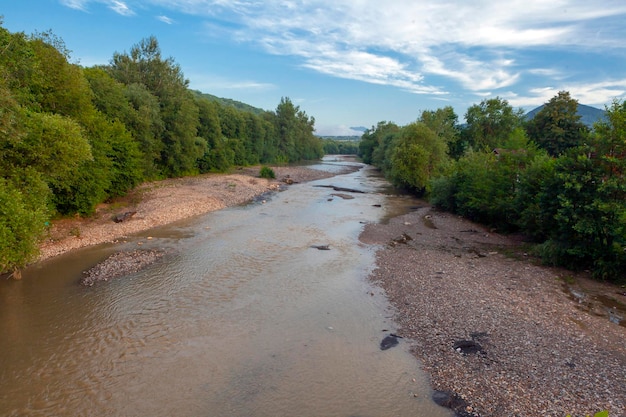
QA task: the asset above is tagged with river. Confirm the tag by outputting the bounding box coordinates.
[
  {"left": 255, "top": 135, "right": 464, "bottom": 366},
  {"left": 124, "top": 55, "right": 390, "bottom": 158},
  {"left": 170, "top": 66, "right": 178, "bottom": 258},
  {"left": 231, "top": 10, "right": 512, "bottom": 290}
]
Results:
[{"left": 0, "top": 158, "right": 451, "bottom": 417}]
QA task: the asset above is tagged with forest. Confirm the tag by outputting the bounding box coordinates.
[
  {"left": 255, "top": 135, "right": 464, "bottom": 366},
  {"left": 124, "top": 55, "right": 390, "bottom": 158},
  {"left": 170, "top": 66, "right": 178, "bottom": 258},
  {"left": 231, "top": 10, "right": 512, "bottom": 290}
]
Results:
[
  {"left": 0, "top": 24, "right": 323, "bottom": 274},
  {"left": 359, "top": 93, "right": 626, "bottom": 282}
]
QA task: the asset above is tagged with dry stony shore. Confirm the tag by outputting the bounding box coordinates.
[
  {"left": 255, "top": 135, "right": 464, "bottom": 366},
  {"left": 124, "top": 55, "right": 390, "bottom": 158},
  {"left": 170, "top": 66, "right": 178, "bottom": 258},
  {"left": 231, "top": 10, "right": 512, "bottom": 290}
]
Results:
[
  {"left": 38, "top": 165, "right": 344, "bottom": 261},
  {"left": 360, "top": 207, "right": 626, "bottom": 417}
]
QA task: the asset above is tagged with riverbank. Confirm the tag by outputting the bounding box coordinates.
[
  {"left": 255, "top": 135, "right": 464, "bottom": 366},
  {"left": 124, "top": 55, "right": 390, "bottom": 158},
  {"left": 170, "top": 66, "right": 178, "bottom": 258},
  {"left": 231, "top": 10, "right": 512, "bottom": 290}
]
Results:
[
  {"left": 36, "top": 161, "right": 626, "bottom": 416},
  {"left": 360, "top": 206, "right": 626, "bottom": 417},
  {"left": 38, "top": 165, "right": 349, "bottom": 261}
]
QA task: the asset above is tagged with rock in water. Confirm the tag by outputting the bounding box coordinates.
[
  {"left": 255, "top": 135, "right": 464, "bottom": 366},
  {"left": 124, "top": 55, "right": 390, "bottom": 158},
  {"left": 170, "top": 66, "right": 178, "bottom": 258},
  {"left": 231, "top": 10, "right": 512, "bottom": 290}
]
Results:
[
  {"left": 380, "top": 334, "right": 400, "bottom": 350},
  {"left": 310, "top": 245, "right": 331, "bottom": 250}
]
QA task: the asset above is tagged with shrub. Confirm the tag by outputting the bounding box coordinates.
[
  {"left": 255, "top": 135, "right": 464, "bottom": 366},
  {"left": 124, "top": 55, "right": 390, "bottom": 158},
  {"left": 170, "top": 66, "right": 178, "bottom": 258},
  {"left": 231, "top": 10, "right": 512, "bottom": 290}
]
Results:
[
  {"left": 0, "top": 170, "right": 51, "bottom": 275},
  {"left": 259, "top": 166, "right": 276, "bottom": 179}
]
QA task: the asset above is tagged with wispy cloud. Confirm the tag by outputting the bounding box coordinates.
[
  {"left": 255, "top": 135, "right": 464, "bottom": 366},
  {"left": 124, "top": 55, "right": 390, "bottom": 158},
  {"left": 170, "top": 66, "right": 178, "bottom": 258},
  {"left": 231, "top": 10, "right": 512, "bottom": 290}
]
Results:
[
  {"left": 157, "top": 15, "right": 174, "bottom": 24},
  {"left": 178, "top": 0, "right": 626, "bottom": 99},
  {"left": 59, "top": 0, "right": 626, "bottom": 104},
  {"left": 109, "top": 0, "right": 134, "bottom": 16},
  {"left": 506, "top": 78, "right": 626, "bottom": 108},
  {"left": 59, "top": 0, "right": 89, "bottom": 11},
  {"left": 60, "top": 0, "right": 135, "bottom": 15},
  {"left": 187, "top": 73, "right": 276, "bottom": 93}
]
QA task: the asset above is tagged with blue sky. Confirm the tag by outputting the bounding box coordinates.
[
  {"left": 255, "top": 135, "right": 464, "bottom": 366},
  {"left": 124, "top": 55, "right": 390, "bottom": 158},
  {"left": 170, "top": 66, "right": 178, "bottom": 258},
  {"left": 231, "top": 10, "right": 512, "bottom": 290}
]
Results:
[{"left": 2, "top": 1, "right": 626, "bottom": 135}]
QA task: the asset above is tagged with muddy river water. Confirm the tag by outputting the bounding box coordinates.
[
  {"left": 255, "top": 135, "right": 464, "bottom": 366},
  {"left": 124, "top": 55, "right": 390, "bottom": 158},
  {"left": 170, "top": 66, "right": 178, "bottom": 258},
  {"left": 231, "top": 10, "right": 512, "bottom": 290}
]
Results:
[{"left": 0, "top": 159, "right": 451, "bottom": 417}]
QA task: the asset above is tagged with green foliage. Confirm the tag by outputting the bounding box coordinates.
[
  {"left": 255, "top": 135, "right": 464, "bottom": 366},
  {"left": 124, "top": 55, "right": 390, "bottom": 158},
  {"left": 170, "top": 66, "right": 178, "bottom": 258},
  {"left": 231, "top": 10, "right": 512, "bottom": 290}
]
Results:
[
  {"left": 526, "top": 91, "right": 589, "bottom": 156},
  {"left": 259, "top": 166, "right": 276, "bottom": 179},
  {"left": 358, "top": 121, "right": 400, "bottom": 165},
  {"left": 274, "top": 97, "right": 323, "bottom": 162},
  {"left": 109, "top": 36, "right": 204, "bottom": 177},
  {"left": 322, "top": 139, "right": 359, "bottom": 155},
  {"left": 566, "top": 411, "right": 608, "bottom": 417},
  {"left": 387, "top": 122, "right": 449, "bottom": 194},
  {"left": 419, "top": 106, "right": 462, "bottom": 158},
  {"left": 463, "top": 97, "right": 525, "bottom": 151},
  {"left": 429, "top": 94, "right": 626, "bottom": 281},
  {"left": 535, "top": 104, "right": 626, "bottom": 280},
  {"left": 0, "top": 170, "right": 50, "bottom": 273}
]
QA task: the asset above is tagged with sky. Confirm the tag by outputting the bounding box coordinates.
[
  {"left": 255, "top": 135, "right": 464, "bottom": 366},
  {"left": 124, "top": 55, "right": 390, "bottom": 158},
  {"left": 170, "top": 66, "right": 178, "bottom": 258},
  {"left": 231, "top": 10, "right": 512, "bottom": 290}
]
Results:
[{"left": 2, "top": 1, "right": 626, "bottom": 136}]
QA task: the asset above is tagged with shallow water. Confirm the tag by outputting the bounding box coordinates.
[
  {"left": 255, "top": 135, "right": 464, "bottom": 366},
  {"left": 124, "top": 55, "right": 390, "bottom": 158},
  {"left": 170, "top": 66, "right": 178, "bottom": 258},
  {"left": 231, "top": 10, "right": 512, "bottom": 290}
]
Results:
[{"left": 0, "top": 159, "right": 451, "bottom": 417}]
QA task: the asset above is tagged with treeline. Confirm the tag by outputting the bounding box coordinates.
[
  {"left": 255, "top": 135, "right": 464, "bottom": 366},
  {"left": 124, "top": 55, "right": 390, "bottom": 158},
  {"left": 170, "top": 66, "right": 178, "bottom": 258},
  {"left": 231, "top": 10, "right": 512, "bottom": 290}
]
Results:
[
  {"left": 321, "top": 138, "right": 360, "bottom": 155},
  {"left": 359, "top": 92, "right": 626, "bottom": 282},
  {"left": 0, "top": 23, "right": 323, "bottom": 274}
]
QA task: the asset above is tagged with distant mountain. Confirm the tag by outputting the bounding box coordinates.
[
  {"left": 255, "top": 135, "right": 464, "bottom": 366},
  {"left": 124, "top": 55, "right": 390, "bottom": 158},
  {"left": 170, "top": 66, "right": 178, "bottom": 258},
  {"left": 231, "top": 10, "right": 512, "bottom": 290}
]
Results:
[
  {"left": 525, "top": 103, "right": 606, "bottom": 127},
  {"left": 350, "top": 126, "right": 368, "bottom": 132},
  {"left": 192, "top": 90, "right": 266, "bottom": 115}
]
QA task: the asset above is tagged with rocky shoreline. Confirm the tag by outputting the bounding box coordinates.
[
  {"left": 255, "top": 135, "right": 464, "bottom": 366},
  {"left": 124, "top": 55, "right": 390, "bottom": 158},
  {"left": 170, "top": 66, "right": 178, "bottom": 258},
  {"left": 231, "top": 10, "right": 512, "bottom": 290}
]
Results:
[
  {"left": 37, "top": 160, "right": 626, "bottom": 416},
  {"left": 38, "top": 165, "right": 354, "bottom": 262},
  {"left": 360, "top": 206, "right": 626, "bottom": 417}
]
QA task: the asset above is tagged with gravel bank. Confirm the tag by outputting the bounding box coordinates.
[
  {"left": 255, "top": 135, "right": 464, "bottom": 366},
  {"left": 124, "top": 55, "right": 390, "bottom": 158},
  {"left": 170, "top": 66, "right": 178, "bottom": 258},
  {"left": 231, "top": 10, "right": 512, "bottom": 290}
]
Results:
[
  {"left": 361, "top": 206, "right": 626, "bottom": 417},
  {"left": 39, "top": 165, "right": 352, "bottom": 262}
]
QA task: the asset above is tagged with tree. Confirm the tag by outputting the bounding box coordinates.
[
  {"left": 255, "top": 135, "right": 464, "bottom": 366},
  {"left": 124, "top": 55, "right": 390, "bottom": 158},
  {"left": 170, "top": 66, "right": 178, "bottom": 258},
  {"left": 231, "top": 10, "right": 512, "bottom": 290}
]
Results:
[
  {"left": 109, "top": 36, "right": 204, "bottom": 176},
  {"left": 274, "top": 97, "right": 322, "bottom": 162},
  {"left": 526, "top": 98, "right": 626, "bottom": 281},
  {"left": 388, "top": 122, "right": 448, "bottom": 194},
  {"left": 0, "top": 169, "right": 50, "bottom": 276},
  {"left": 419, "top": 106, "right": 462, "bottom": 158},
  {"left": 463, "top": 97, "right": 525, "bottom": 151},
  {"left": 526, "top": 91, "right": 589, "bottom": 156},
  {"left": 358, "top": 121, "right": 400, "bottom": 166},
  {"left": 28, "top": 36, "right": 94, "bottom": 122}
]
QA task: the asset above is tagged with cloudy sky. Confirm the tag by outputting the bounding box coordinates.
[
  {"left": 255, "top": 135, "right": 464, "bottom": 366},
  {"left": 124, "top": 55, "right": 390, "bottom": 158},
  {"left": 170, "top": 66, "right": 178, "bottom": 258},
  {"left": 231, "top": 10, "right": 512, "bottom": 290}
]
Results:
[{"left": 3, "top": 1, "right": 626, "bottom": 135}]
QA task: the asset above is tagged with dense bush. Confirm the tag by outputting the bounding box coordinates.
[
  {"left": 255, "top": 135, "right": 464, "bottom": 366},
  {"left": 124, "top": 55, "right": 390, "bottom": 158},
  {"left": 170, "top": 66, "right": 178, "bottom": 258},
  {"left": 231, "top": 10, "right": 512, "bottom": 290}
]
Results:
[
  {"left": 259, "top": 166, "right": 276, "bottom": 179},
  {"left": 0, "top": 171, "right": 50, "bottom": 275}
]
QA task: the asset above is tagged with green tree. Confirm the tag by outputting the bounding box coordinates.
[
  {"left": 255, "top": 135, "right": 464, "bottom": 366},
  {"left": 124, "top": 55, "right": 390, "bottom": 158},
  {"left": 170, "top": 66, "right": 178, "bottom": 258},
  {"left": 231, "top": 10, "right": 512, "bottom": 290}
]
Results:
[
  {"left": 526, "top": 91, "right": 589, "bottom": 156},
  {"left": 0, "top": 169, "right": 50, "bottom": 275},
  {"left": 358, "top": 121, "right": 400, "bottom": 166},
  {"left": 529, "top": 97, "right": 626, "bottom": 280},
  {"left": 273, "top": 97, "right": 322, "bottom": 162},
  {"left": 124, "top": 82, "right": 164, "bottom": 178},
  {"left": 388, "top": 122, "right": 448, "bottom": 194},
  {"left": 12, "top": 110, "right": 93, "bottom": 193},
  {"left": 28, "top": 36, "right": 94, "bottom": 122},
  {"left": 463, "top": 97, "right": 525, "bottom": 151},
  {"left": 419, "top": 106, "right": 462, "bottom": 158},
  {"left": 109, "top": 36, "right": 205, "bottom": 176}
]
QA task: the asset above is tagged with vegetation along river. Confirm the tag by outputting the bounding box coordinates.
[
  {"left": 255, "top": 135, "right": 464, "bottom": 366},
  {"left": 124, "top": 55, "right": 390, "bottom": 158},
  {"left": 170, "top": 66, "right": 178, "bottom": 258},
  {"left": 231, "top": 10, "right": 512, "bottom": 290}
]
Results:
[{"left": 0, "top": 159, "right": 452, "bottom": 417}]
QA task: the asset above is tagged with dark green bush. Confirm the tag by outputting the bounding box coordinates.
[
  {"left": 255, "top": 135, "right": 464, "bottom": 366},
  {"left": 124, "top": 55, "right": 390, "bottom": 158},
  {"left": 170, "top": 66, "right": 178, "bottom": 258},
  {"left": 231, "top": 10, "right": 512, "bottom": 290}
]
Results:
[
  {"left": 0, "top": 170, "right": 51, "bottom": 274},
  {"left": 259, "top": 166, "right": 276, "bottom": 179}
]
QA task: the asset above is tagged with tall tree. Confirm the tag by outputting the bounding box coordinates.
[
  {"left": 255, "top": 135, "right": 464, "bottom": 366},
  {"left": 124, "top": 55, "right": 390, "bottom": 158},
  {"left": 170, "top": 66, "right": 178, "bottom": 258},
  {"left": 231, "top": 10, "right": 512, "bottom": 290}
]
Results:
[
  {"left": 463, "top": 97, "right": 525, "bottom": 151},
  {"left": 358, "top": 121, "right": 400, "bottom": 165},
  {"left": 388, "top": 122, "right": 448, "bottom": 194},
  {"left": 419, "top": 106, "right": 462, "bottom": 158},
  {"left": 109, "top": 36, "right": 204, "bottom": 176},
  {"left": 274, "top": 97, "right": 322, "bottom": 162},
  {"left": 526, "top": 91, "right": 589, "bottom": 156}
]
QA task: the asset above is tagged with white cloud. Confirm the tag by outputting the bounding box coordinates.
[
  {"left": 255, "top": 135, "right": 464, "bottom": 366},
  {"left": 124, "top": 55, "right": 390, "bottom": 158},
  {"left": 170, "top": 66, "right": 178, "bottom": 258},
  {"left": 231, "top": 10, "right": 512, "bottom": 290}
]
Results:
[
  {"left": 109, "top": 0, "right": 134, "bottom": 16},
  {"left": 62, "top": 0, "right": 626, "bottom": 103},
  {"left": 185, "top": 0, "right": 624, "bottom": 96},
  {"left": 157, "top": 15, "right": 174, "bottom": 24},
  {"left": 61, "top": 0, "right": 135, "bottom": 15},
  {"left": 59, "top": 0, "right": 89, "bottom": 10},
  {"left": 506, "top": 79, "right": 626, "bottom": 108},
  {"left": 187, "top": 73, "right": 276, "bottom": 93}
]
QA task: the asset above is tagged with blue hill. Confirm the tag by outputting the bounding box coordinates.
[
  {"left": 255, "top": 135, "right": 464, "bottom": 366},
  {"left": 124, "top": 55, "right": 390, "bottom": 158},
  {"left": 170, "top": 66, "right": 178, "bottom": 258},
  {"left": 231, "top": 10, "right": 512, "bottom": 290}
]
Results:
[{"left": 525, "top": 103, "right": 606, "bottom": 127}]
